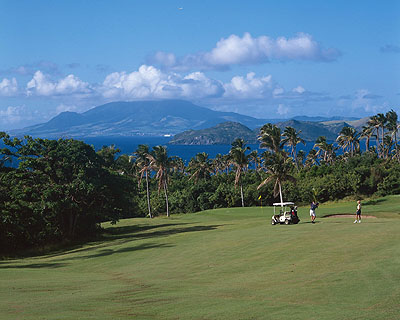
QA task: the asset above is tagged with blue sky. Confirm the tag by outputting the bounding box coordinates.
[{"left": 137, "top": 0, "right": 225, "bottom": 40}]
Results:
[{"left": 0, "top": 0, "right": 399, "bottom": 129}]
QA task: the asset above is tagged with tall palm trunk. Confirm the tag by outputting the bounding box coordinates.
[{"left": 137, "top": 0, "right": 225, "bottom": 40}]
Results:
[
  {"left": 375, "top": 128, "right": 380, "bottom": 157},
  {"left": 240, "top": 184, "right": 244, "bottom": 207},
  {"left": 381, "top": 126, "right": 385, "bottom": 158},
  {"left": 293, "top": 145, "right": 299, "bottom": 169},
  {"left": 163, "top": 179, "right": 170, "bottom": 217},
  {"left": 145, "top": 171, "right": 152, "bottom": 218},
  {"left": 279, "top": 181, "right": 283, "bottom": 207}
]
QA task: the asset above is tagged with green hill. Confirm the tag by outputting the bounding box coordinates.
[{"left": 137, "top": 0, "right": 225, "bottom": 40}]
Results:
[{"left": 169, "top": 121, "right": 258, "bottom": 144}]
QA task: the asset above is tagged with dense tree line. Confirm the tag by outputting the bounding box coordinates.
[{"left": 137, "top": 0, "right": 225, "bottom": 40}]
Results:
[{"left": 1, "top": 110, "right": 399, "bottom": 252}]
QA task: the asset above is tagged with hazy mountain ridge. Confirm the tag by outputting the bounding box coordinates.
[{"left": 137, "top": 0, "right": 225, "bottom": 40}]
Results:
[
  {"left": 12, "top": 100, "right": 268, "bottom": 137},
  {"left": 10, "top": 100, "right": 367, "bottom": 140}
]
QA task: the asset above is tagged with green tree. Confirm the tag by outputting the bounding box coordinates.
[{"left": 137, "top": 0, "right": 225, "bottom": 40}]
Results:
[
  {"left": 282, "top": 126, "right": 305, "bottom": 168},
  {"left": 336, "top": 126, "right": 360, "bottom": 157},
  {"left": 229, "top": 139, "right": 250, "bottom": 207},
  {"left": 188, "top": 152, "right": 213, "bottom": 183},
  {"left": 386, "top": 109, "right": 399, "bottom": 161},
  {"left": 314, "top": 136, "right": 336, "bottom": 164},
  {"left": 147, "top": 145, "right": 174, "bottom": 217},
  {"left": 258, "top": 123, "right": 282, "bottom": 153},
  {"left": 134, "top": 144, "right": 152, "bottom": 218},
  {"left": 258, "top": 152, "right": 295, "bottom": 205}
]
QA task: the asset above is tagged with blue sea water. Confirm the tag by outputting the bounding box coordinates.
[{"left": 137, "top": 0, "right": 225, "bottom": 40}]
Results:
[
  {"left": 80, "top": 136, "right": 316, "bottom": 164},
  {"left": 2, "top": 135, "right": 374, "bottom": 166}
]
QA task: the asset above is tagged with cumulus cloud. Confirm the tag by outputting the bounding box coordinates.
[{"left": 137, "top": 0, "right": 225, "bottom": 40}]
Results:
[
  {"left": 149, "top": 32, "right": 341, "bottom": 70},
  {"left": 277, "top": 104, "right": 290, "bottom": 116},
  {"left": 26, "top": 71, "right": 91, "bottom": 96},
  {"left": 100, "top": 65, "right": 224, "bottom": 100},
  {"left": 0, "top": 77, "right": 18, "bottom": 96},
  {"left": 55, "top": 104, "right": 79, "bottom": 114},
  {"left": 223, "top": 72, "right": 274, "bottom": 99},
  {"left": 292, "top": 86, "right": 306, "bottom": 94},
  {"left": 351, "top": 89, "right": 387, "bottom": 113},
  {"left": 0, "top": 106, "right": 42, "bottom": 129}
]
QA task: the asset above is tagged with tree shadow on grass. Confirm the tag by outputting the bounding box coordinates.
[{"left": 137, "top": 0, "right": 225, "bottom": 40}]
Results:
[
  {"left": 102, "top": 224, "right": 224, "bottom": 242},
  {"left": 0, "top": 243, "right": 174, "bottom": 267},
  {"left": 103, "top": 223, "right": 189, "bottom": 237},
  {"left": 0, "top": 262, "right": 67, "bottom": 269},
  {"left": 37, "top": 223, "right": 191, "bottom": 259},
  {"left": 79, "top": 242, "right": 173, "bottom": 259}
]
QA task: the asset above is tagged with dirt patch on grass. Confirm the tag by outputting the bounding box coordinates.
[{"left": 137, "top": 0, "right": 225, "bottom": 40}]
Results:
[{"left": 323, "top": 214, "right": 377, "bottom": 219}]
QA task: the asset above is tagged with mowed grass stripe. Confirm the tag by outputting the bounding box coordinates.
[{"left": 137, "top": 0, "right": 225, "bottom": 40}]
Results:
[{"left": 0, "top": 196, "right": 399, "bottom": 319}]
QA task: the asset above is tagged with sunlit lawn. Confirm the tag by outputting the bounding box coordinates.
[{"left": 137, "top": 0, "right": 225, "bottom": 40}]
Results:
[{"left": 1, "top": 195, "right": 399, "bottom": 319}]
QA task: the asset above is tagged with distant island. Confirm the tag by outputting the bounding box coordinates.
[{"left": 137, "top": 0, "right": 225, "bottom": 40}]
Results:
[
  {"left": 10, "top": 99, "right": 366, "bottom": 143},
  {"left": 169, "top": 122, "right": 258, "bottom": 145}
]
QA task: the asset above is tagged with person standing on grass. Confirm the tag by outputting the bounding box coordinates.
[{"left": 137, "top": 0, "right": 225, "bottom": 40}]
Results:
[
  {"left": 354, "top": 200, "right": 362, "bottom": 223},
  {"left": 310, "top": 201, "right": 319, "bottom": 224}
]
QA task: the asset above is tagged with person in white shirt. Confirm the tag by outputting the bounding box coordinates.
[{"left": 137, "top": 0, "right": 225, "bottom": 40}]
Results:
[{"left": 354, "top": 200, "right": 362, "bottom": 223}]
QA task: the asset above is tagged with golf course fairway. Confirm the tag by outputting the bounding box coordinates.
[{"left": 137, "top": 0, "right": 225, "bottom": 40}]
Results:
[{"left": 1, "top": 196, "right": 399, "bottom": 319}]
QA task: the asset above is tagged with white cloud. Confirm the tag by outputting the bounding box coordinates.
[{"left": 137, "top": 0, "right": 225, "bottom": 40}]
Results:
[
  {"left": 100, "top": 65, "right": 224, "bottom": 100},
  {"left": 55, "top": 104, "right": 79, "bottom": 114},
  {"left": 26, "top": 71, "right": 91, "bottom": 96},
  {"left": 0, "top": 106, "right": 29, "bottom": 124},
  {"left": 351, "top": 89, "right": 387, "bottom": 113},
  {"left": 277, "top": 104, "right": 290, "bottom": 116},
  {"left": 0, "top": 78, "right": 18, "bottom": 96},
  {"left": 292, "top": 86, "right": 306, "bottom": 94},
  {"left": 223, "top": 72, "right": 274, "bottom": 99},
  {"left": 150, "top": 32, "right": 341, "bottom": 70}
]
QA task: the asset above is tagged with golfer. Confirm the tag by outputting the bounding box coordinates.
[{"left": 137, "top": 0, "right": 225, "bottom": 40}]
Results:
[
  {"left": 310, "top": 201, "right": 319, "bottom": 224},
  {"left": 354, "top": 200, "right": 362, "bottom": 223}
]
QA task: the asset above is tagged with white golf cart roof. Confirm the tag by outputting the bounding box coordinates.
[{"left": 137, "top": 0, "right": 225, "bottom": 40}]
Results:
[{"left": 273, "top": 202, "right": 294, "bottom": 206}]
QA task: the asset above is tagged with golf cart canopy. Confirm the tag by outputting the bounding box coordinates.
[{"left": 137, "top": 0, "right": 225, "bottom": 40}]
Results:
[{"left": 273, "top": 202, "right": 294, "bottom": 206}]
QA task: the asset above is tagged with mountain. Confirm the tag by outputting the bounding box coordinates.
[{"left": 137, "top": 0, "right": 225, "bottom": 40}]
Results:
[
  {"left": 169, "top": 122, "right": 258, "bottom": 145},
  {"left": 274, "top": 119, "right": 351, "bottom": 141},
  {"left": 12, "top": 100, "right": 269, "bottom": 137},
  {"left": 292, "top": 115, "right": 358, "bottom": 122}
]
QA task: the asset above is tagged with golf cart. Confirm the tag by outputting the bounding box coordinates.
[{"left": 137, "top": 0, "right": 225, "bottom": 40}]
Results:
[{"left": 271, "top": 202, "right": 300, "bottom": 225}]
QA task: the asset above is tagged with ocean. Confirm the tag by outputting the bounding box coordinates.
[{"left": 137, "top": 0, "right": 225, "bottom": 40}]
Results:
[{"left": 81, "top": 136, "right": 316, "bottom": 164}]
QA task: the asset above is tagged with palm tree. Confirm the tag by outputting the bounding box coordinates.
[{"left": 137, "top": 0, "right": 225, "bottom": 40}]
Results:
[
  {"left": 386, "top": 109, "right": 399, "bottom": 161},
  {"left": 297, "top": 150, "right": 306, "bottom": 168},
  {"left": 134, "top": 144, "right": 152, "bottom": 218},
  {"left": 305, "top": 149, "right": 319, "bottom": 167},
  {"left": 314, "top": 136, "right": 337, "bottom": 164},
  {"left": 382, "top": 135, "right": 394, "bottom": 159},
  {"left": 361, "top": 125, "right": 375, "bottom": 152},
  {"left": 336, "top": 126, "right": 360, "bottom": 157},
  {"left": 377, "top": 113, "right": 387, "bottom": 157},
  {"left": 229, "top": 138, "right": 250, "bottom": 207},
  {"left": 282, "top": 126, "right": 305, "bottom": 168},
  {"left": 147, "top": 145, "right": 174, "bottom": 217},
  {"left": 258, "top": 123, "right": 282, "bottom": 153},
  {"left": 172, "top": 156, "right": 186, "bottom": 175},
  {"left": 257, "top": 151, "right": 295, "bottom": 205},
  {"left": 249, "top": 150, "right": 261, "bottom": 171},
  {"left": 188, "top": 152, "right": 213, "bottom": 183},
  {"left": 367, "top": 115, "right": 381, "bottom": 156}
]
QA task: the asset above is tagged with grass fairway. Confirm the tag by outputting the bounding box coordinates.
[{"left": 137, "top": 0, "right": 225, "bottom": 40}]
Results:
[{"left": 1, "top": 196, "right": 399, "bottom": 319}]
